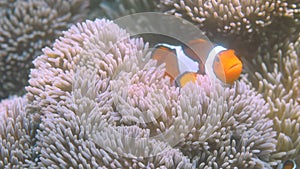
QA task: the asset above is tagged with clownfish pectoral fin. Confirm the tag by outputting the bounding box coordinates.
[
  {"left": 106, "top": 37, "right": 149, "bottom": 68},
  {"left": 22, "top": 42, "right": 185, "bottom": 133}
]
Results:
[
  {"left": 151, "top": 45, "right": 180, "bottom": 81},
  {"left": 281, "top": 160, "right": 297, "bottom": 169},
  {"left": 175, "top": 71, "right": 197, "bottom": 87},
  {"left": 213, "top": 49, "right": 243, "bottom": 84}
]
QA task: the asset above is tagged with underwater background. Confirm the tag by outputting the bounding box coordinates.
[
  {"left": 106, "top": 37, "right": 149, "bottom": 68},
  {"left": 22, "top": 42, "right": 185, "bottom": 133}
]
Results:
[{"left": 0, "top": 0, "right": 299, "bottom": 168}]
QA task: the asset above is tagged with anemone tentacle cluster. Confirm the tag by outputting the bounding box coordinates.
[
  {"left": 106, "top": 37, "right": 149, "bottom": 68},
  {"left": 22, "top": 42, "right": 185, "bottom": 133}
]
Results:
[
  {"left": 89, "top": 0, "right": 159, "bottom": 19},
  {"left": 0, "top": 0, "right": 89, "bottom": 99},
  {"left": 242, "top": 32, "right": 300, "bottom": 164},
  {"left": 0, "top": 96, "right": 38, "bottom": 168}
]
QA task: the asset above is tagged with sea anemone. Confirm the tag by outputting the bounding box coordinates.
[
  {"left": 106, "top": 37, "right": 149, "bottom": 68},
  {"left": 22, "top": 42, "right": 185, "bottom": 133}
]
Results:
[
  {"left": 88, "top": 0, "right": 159, "bottom": 19},
  {"left": 0, "top": 96, "right": 38, "bottom": 168},
  {"left": 159, "top": 0, "right": 274, "bottom": 35},
  {"left": 177, "top": 76, "right": 276, "bottom": 168},
  {"left": 275, "top": 0, "right": 300, "bottom": 20},
  {"left": 241, "top": 32, "right": 300, "bottom": 165},
  {"left": 0, "top": 0, "right": 89, "bottom": 100},
  {"left": 25, "top": 18, "right": 277, "bottom": 168},
  {"left": 27, "top": 18, "right": 193, "bottom": 168}
]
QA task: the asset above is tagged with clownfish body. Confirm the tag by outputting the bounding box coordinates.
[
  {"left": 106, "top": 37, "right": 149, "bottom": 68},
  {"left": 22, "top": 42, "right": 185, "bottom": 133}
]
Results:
[
  {"left": 151, "top": 39, "right": 243, "bottom": 87},
  {"left": 278, "top": 160, "right": 297, "bottom": 169}
]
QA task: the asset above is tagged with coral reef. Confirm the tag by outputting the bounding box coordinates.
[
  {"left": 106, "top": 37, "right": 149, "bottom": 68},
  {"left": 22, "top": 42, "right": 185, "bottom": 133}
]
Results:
[{"left": 0, "top": 0, "right": 89, "bottom": 100}]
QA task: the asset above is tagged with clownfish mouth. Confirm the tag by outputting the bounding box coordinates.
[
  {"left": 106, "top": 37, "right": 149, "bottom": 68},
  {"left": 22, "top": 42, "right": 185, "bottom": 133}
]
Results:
[
  {"left": 228, "top": 63, "right": 242, "bottom": 71},
  {"left": 225, "top": 63, "right": 242, "bottom": 79}
]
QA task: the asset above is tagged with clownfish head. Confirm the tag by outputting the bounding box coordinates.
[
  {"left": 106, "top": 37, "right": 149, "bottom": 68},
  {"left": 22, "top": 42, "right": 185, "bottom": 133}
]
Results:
[{"left": 213, "top": 49, "right": 243, "bottom": 84}]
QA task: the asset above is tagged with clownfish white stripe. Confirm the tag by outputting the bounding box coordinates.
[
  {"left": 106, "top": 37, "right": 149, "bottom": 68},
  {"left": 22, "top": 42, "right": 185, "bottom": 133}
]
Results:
[
  {"left": 176, "top": 46, "right": 199, "bottom": 74},
  {"left": 205, "top": 45, "right": 227, "bottom": 82},
  {"left": 154, "top": 43, "right": 199, "bottom": 74}
]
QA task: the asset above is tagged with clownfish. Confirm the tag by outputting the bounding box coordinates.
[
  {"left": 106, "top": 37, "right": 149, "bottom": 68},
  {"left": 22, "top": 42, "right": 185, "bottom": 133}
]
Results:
[
  {"left": 278, "top": 160, "right": 297, "bottom": 169},
  {"left": 151, "top": 39, "right": 243, "bottom": 87}
]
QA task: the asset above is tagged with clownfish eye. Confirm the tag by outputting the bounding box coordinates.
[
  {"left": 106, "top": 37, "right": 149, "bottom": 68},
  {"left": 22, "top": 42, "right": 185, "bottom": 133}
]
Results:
[
  {"left": 214, "top": 56, "right": 220, "bottom": 63},
  {"left": 282, "top": 159, "right": 296, "bottom": 169}
]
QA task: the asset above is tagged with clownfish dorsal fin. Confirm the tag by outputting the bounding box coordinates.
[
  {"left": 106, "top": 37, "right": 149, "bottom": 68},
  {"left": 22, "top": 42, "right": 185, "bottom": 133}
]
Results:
[
  {"left": 183, "top": 39, "right": 214, "bottom": 64},
  {"left": 183, "top": 39, "right": 214, "bottom": 75}
]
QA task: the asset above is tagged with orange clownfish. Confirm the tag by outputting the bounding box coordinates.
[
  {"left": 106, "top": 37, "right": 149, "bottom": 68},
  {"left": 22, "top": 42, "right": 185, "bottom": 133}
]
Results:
[
  {"left": 279, "top": 160, "right": 297, "bottom": 169},
  {"left": 151, "top": 39, "right": 243, "bottom": 87}
]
